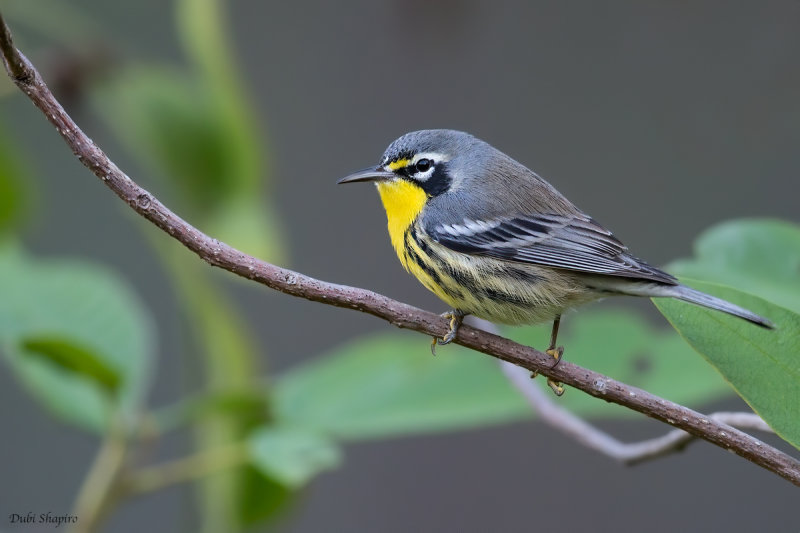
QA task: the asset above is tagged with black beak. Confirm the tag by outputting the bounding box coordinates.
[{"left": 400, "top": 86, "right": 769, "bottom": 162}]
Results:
[{"left": 337, "top": 166, "right": 396, "bottom": 184}]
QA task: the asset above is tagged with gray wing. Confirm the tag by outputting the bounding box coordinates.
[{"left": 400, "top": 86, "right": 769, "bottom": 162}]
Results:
[{"left": 427, "top": 212, "right": 678, "bottom": 285}]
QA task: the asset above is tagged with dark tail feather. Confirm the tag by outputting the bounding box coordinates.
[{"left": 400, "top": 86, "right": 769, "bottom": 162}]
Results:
[{"left": 666, "top": 285, "right": 774, "bottom": 329}]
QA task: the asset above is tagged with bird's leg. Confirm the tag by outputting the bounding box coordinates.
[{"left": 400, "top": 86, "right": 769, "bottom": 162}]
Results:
[
  {"left": 546, "top": 314, "right": 564, "bottom": 365},
  {"left": 430, "top": 309, "right": 465, "bottom": 355},
  {"left": 545, "top": 315, "right": 565, "bottom": 396}
]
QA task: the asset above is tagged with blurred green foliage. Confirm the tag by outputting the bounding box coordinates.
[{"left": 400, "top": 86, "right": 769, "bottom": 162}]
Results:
[
  {"left": 1, "top": 2, "right": 798, "bottom": 532},
  {"left": 0, "top": 242, "right": 153, "bottom": 432},
  {"left": 248, "top": 426, "right": 341, "bottom": 489},
  {"left": 85, "top": 0, "right": 286, "bottom": 528},
  {"left": 274, "top": 333, "right": 533, "bottom": 440},
  {"left": 0, "top": 128, "right": 30, "bottom": 233}
]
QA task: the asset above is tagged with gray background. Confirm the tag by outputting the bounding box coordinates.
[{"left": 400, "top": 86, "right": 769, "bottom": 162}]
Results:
[{"left": 1, "top": 1, "right": 798, "bottom": 531}]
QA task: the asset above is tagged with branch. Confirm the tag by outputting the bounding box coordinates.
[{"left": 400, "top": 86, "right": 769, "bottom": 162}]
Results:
[
  {"left": 501, "top": 361, "right": 774, "bottom": 465},
  {"left": 1, "top": 13, "right": 799, "bottom": 487}
]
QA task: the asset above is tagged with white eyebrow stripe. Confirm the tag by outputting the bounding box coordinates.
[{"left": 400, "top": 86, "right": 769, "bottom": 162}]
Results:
[{"left": 411, "top": 151, "right": 450, "bottom": 164}]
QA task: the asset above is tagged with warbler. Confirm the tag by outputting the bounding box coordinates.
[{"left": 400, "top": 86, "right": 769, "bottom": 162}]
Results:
[{"left": 338, "top": 129, "right": 772, "bottom": 395}]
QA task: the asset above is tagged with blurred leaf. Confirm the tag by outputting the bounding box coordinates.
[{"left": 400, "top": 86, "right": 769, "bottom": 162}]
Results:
[
  {"left": 175, "top": 0, "right": 263, "bottom": 195},
  {"left": 248, "top": 426, "right": 341, "bottom": 489},
  {"left": 276, "top": 310, "right": 734, "bottom": 442},
  {"left": 654, "top": 280, "right": 800, "bottom": 451},
  {"left": 163, "top": 250, "right": 270, "bottom": 532},
  {"left": 275, "top": 332, "right": 532, "bottom": 440},
  {"left": 667, "top": 219, "right": 800, "bottom": 313},
  {"left": 502, "top": 308, "right": 733, "bottom": 416},
  {"left": 2, "top": 351, "right": 109, "bottom": 430},
  {"left": 92, "top": 0, "right": 289, "bottom": 275},
  {"left": 94, "top": 66, "right": 286, "bottom": 263},
  {"left": 168, "top": 3, "right": 287, "bottom": 527},
  {"left": 0, "top": 126, "right": 31, "bottom": 233},
  {"left": 153, "top": 389, "right": 270, "bottom": 433},
  {"left": 237, "top": 467, "right": 292, "bottom": 526},
  {"left": 95, "top": 67, "right": 240, "bottom": 209},
  {"left": 0, "top": 242, "right": 154, "bottom": 431},
  {"left": 21, "top": 335, "right": 121, "bottom": 394}
]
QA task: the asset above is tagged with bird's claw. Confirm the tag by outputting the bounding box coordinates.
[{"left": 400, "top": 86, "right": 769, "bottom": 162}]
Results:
[
  {"left": 546, "top": 378, "right": 565, "bottom": 396},
  {"left": 546, "top": 346, "right": 564, "bottom": 368},
  {"left": 543, "top": 346, "right": 565, "bottom": 396},
  {"left": 430, "top": 310, "right": 464, "bottom": 355}
]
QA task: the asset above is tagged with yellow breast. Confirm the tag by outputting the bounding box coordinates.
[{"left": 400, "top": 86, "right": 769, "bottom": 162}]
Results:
[{"left": 375, "top": 179, "right": 428, "bottom": 261}]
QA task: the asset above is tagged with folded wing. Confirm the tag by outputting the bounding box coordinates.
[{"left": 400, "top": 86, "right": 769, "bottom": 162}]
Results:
[{"left": 428, "top": 213, "right": 678, "bottom": 285}]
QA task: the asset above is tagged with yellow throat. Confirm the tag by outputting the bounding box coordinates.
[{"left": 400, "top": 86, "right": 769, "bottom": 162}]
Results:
[{"left": 375, "top": 179, "right": 428, "bottom": 259}]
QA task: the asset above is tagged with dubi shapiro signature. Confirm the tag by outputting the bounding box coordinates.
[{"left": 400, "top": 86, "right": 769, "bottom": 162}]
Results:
[{"left": 9, "top": 512, "right": 78, "bottom": 528}]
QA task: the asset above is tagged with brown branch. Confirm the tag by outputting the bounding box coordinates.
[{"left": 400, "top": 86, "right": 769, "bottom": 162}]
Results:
[{"left": 1, "top": 13, "right": 799, "bottom": 487}]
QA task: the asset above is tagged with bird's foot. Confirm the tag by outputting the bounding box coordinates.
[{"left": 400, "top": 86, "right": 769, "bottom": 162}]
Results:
[
  {"left": 430, "top": 310, "right": 465, "bottom": 355},
  {"left": 546, "top": 378, "right": 565, "bottom": 396},
  {"left": 544, "top": 346, "right": 565, "bottom": 396},
  {"left": 546, "top": 346, "right": 564, "bottom": 367}
]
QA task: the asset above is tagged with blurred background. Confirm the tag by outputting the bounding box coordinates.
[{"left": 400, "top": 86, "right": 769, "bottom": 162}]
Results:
[{"left": 0, "top": 0, "right": 798, "bottom": 531}]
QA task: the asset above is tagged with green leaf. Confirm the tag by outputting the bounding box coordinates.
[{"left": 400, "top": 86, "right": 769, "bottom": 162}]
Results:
[
  {"left": 152, "top": 389, "right": 271, "bottom": 433},
  {"left": 501, "top": 308, "right": 733, "bottom": 416},
  {"left": 274, "top": 332, "right": 533, "bottom": 440},
  {"left": 0, "top": 126, "right": 31, "bottom": 233},
  {"left": 237, "top": 467, "right": 292, "bottom": 526},
  {"left": 94, "top": 67, "right": 241, "bottom": 210},
  {"left": 158, "top": 4, "right": 288, "bottom": 525},
  {"left": 21, "top": 336, "right": 121, "bottom": 394},
  {"left": 654, "top": 280, "right": 800, "bottom": 451},
  {"left": 276, "top": 312, "right": 734, "bottom": 441},
  {"left": 175, "top": 0, "right": 264, "bottom": 196},
  {"left": 165, "top": 252, "right": 272, "bottom": 532},
  {"left": 0, "top": 242, "right": 154, "bottom": 431},
  {"left": 93, "top": 67, "right": 287, "bottom": 264},
  {"left": 668, "top": 219, "right": 800, "bottom": 313},
  {"left": 248, "top": 426, "right": 341, "bottom": 489}
]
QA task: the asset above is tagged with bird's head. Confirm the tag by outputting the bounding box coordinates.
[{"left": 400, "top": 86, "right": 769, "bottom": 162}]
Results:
[
  {"left": 338, "top": 129, "right": 488, "bottom": 250},
  {"left": 337, "top": 129, "right": 488, "bottom": 196}
]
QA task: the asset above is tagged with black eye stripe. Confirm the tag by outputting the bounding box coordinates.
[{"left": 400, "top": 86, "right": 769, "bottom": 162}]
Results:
[{"left": 417, "top": 161, "right": 451, "bottom": 196}]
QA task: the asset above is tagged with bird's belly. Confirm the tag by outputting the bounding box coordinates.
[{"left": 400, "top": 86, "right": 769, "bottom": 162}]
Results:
[
  {"left": 399, "top": 232, "right": 599, "bottom": 325},
  {"left": 434, "top": 267, "right": 598, "bottom": 325}
]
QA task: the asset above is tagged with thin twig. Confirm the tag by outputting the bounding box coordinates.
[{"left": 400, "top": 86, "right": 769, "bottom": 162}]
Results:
[
  {"left": 1, "top": 13, "right": 799, "bottom": 487},
  {"left": 119, "top": 443, "right": 250, "bottom": 496},
  {"left": 70, "top": 413, "right": 128, "bottom": 533},
  {"left": 481, "top": 314, "right": 775, "bottom": 465},
  {"left": 501, "top": 361, "right": 774, "bottom": 465}
]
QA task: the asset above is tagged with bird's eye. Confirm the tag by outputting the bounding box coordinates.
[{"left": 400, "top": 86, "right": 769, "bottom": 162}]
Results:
[{"left": 415, "top": 158, "right": 432, "bottom": 173}]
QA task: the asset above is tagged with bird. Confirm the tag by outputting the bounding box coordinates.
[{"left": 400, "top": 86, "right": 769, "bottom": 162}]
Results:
[{"left": 338, "top": 129, "right": 773, "bottom": 395}]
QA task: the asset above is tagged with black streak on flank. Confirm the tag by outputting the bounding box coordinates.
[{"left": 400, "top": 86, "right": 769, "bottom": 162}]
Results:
[
  {"left": 404, "top": 228, "right": 463, "bottom": 301},
  {"left": 408, "top": 226, "right": 465, "bottom": 300},
  {"left": 480, "top": 287, "right": 529, "bottom": 305},
  {"left": 404, "top": 230, "right": 442, "bottom": 286},
  {"left": 505, "top": 266, "right": 542, "bottom": 283}
]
